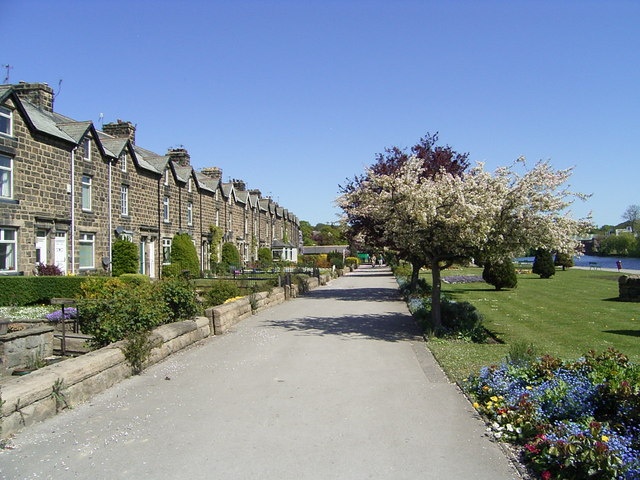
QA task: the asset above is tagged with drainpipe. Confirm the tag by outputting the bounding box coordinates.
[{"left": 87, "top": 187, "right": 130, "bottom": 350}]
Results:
[
  {"left": 108, "top": 160, "right": 112, "bottom": 275},
  {"left": 70, "top": 148, "right": 76, "bottom": 274}
]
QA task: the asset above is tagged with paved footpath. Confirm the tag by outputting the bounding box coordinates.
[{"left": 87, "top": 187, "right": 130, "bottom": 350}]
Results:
[{"left": 1, "top": 266, "right": 521, "bottom": 480}]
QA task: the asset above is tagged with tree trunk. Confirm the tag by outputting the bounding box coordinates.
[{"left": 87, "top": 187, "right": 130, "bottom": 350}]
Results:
[
  {"left": 410, "top": 261, "right": 421, "bottom": 290},
  {"left": 431, "top": 262, "right": 442, "bottom": 330}
]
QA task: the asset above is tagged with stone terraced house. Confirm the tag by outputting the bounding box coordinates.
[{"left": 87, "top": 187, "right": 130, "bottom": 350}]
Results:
[{"left": 0, "top": 82, "right": 300, "bottom": 277}]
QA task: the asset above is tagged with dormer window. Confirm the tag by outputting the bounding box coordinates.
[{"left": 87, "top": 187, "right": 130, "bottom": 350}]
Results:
[
  {"left": 0, "top": 106, "right": 12, "bottom": 136},
  {"left": 120, "top": 153, "right": 127, "bottom": 172},
  {"left": 83, "top": 137, "right": 91, "bottom": 161},
  {"left": 188, "top": 178, "right": 192, "bottom": 193},
  {"left": 164, "top": 168, "right": 170, "bottom": 186}
]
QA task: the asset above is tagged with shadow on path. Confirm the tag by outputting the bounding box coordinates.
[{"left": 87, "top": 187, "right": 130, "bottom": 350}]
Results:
[
  {"left": 305, "top": 286, "right": 401, "bottom": 302},
  {"left": 265, "top": 312, "right": 421, "bottom": 342}
]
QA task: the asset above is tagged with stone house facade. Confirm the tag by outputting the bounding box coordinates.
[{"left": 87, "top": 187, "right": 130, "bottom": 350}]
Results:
[{"left": 0, "top": 82, "right": 300, "bottom": 277}]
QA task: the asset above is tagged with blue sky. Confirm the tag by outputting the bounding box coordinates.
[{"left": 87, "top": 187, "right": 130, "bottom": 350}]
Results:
[{"left": 2, "top": 0, "right": 638, "bottom": 227}]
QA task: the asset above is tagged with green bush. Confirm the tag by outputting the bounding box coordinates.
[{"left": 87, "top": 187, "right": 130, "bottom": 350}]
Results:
[
  {"left": 554, "top": 252, "right": 574, "bottom": 270},
  {"left": 482, "top": 259, "right": 517, "bottom": 290},
  {"left": 220, "top": 242, "right": 242, "bottom": 273},
  {"left": 326, "top": 251, "right": 344, "bottom": 269},
  {"left": 205, "top": 280, "right": 241, "bottom": 306},
  {"left": 112, "top": 238, "right": 139, "bottom": 276},
  {"left": 533, "top": 249, "right": 556, "bottom": 279},
  {"left": 0, "top": 276, "right": 88, "bottom": 306},
  {"left": 77, "top": 278, "right": 170, "bottom": 347},
  {"left": 168, "top": 233, "right": 200, "bottom": 278},
  {"left": 345, "top": 256, "right": 359, "bottom": 268},
  {"left": 160, "top": 277, "right": 200, "bottom": 321},
  {"left": 257, "top": 247, "right": 273, "bottom": 270}
]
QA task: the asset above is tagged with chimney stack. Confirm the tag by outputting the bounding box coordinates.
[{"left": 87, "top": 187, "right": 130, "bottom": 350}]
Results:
[
  {"left": 200, "top": 167, "right": 222, "bottom": 179},
  {"left": 102, "top": 119, "right": 136, "bottom": 144},
  {"left": 167, "top": 147, "right": 190, "bottom": 167},
  {"left": 232, "top": 179, "right": 247, "bottom": 191},
  {"left": 14, "top": 82, "right": 54, "bottom": 112}
]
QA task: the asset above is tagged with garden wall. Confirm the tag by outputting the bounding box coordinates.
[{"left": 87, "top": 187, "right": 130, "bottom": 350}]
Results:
[{"left": 0, "top": 276, "right": 331, "bottom": 440}]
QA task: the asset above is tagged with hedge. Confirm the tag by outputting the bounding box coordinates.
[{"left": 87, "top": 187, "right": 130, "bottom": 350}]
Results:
[{"left": 0, "top": 276, "right": 90, "bottom": 306}]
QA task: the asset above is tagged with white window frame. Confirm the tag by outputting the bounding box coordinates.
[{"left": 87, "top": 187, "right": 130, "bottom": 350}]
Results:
[
  {"left": 163, "top": 196, "right": 170, "bottom": 223},
  {"left": 81, "top": 175, "right": 92, "bottom": 211},
  {"left": 79, "top": 232, "right": 95, "bottom": 269},
  {"left": 83, "top": 137, "right": 91, "bottom": 161},
  {"left": 164, "top": 168, "right": 170, "bottom": 186},
  {"left": 121, "top": 185, "right": 129, "bottom": 216},
  {"left": 120, "top": 152, "right": 127, "bottom": 172},
  {"left": 187, "top": 201, "right": 193, "bottom": 226},
  {"left": 0, "top": 106, "right": 12, "bottom": 137},
  {"left": 0, "top": 227, "right": 17, "bottom": 272},
  {"left": 188, "top": 178, "right": 193, "bottom": 193},
  {"left": 162, "top": 237, "right": 171, "bottom": 265},
  {"left": 0, "top": 154, "right": 13, "bottom": 199}
]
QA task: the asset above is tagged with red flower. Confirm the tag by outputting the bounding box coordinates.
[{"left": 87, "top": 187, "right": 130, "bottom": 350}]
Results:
[{"left": 541, "top": 471, "right": 552, "bottom": 480}]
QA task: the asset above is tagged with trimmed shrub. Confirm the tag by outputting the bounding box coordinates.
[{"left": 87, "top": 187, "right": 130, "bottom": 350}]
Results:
[
  {"left": 533, "top": 249, "right": 556, "bottom": 279},
  {"left": 160, "top": 277, "right": 200, "bottom": 321},
  {"left": 0, "top": 276, "right": 88, "bottom": 306},
  {"left": 112, "top": 238, "right": 139, "bottom": 276},
  {"left": 205, "top": 280, "right": 241, "bottom": 306},
  {"left": 220, "top": 242, "right": 242, "bottom": 273},
  {"left": 257, "top": 247, "right": 273, "bottom": 270},
  {"left": 168, "top": 233, "right": 200, "bottom": 278},
  {"left": 77, "top": 278, "right": 170, "bottom": 347},
  {"left": 482, "top": 259, "right": 517, "bottom": 290}
]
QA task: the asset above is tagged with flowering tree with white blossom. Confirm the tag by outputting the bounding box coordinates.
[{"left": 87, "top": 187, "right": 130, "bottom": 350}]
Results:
[{"left": 338, "top": 154, "right": 590, "bottom": 330}]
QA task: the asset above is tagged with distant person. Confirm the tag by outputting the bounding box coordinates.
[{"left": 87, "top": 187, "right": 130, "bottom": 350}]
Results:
[
  {"left": 616, "top": 260, "right": 622, "bottom": 272},
  {"left": 371, "top": 255, "right": 377, "bottom": 268}
]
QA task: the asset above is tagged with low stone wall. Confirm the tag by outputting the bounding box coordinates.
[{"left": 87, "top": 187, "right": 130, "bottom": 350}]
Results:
[
  {"left": 619, "top": 275, "right": 640, "bottom": 301},
  {"left": 0, "top": 278, "right": 329, "bottom": 440},
  {"left": 0, "top": 326, "right": 54, "bottom": 376}
]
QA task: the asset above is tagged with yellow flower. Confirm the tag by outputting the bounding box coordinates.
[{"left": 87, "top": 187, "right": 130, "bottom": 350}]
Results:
[
  {"left": 601, "top": 435, "right": 609, "bottom": 443},
  {"left": 473, "top": 402, "right": 480, "bottom": 409},
  {"left": 526, "top": 386, "right": 533, "bottom": 390},
  {"left": 490, "top": 396, "right": 499, "bottom": 402},
  {"left": 482, "top": 385, "right": 490, "bottom": 391}
]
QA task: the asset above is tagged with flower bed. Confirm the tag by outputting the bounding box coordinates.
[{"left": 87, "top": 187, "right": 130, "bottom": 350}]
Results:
[{"left": 466, "top": 348, "right": 640, "bottom": 479}]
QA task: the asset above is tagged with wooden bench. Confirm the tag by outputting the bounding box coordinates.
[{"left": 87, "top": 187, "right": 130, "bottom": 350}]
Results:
[{"left": 589, "top": 262, "right": 601, "bottom": 270}]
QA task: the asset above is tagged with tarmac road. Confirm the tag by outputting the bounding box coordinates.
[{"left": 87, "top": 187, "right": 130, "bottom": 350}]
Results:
[{"left": 0, "top": 266, "right": 521, "bottom": 480}]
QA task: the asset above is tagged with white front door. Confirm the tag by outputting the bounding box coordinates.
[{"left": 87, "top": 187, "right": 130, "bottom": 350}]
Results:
[
  {"left": 35, "top": 230, "right": 48, "bottom": 265},
  {"left": 54, "top": 232, "right": 67, "bottom": 274},
  {"left": 139, "top": 238, "right": 146, "bottom": 275},
  {"left": 148, "top": 239, "right": 156, "bottom": 278}
]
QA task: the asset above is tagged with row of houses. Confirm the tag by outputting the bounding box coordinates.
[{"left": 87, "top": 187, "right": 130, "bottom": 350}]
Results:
[{"left": 0, "top": 82, "right": 301, "bottom": 277}]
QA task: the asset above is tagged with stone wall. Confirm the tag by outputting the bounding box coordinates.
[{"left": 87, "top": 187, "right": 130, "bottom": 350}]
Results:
[
  {"left": 0, "top": 326, "right": 54, "bottom": 376},
  {"left": 619, "top": 275, "right": 640, "bottom": 301},
  {"left": 0, "top": 276, "right": 330, "bottom": 440}
]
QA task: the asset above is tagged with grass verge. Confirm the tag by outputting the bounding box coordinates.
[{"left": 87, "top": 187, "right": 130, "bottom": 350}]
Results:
[{"left": 424, "top": 267, "right": 640, "bottom": 383}]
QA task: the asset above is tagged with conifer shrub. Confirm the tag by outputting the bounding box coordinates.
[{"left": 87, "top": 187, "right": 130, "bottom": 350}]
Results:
[
  {"left": 168, "top": 233, "right": 200, "bottom": 278},
  {"left": 482, "top": 259, "right": 518, "bottom": 290},
  {"left": 220, "top": 242, "right": 242, "bottom": 274},
  {"left": 327, "top": 251, "right": 344, "bottom": 269},
  {"left": 257, "top": 247, "right": 273, "bottom": 270},
  {"left": 533, "top": 249, "right": 556, "bottom": 278},
  {"left": 112, "top": 238, "right": 139, "bottom": 276}
]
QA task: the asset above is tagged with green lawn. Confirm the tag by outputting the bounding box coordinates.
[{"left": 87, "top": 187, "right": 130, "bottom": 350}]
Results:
[{"left": 424, "top": 267, "right": 640, "bottom": 383}]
